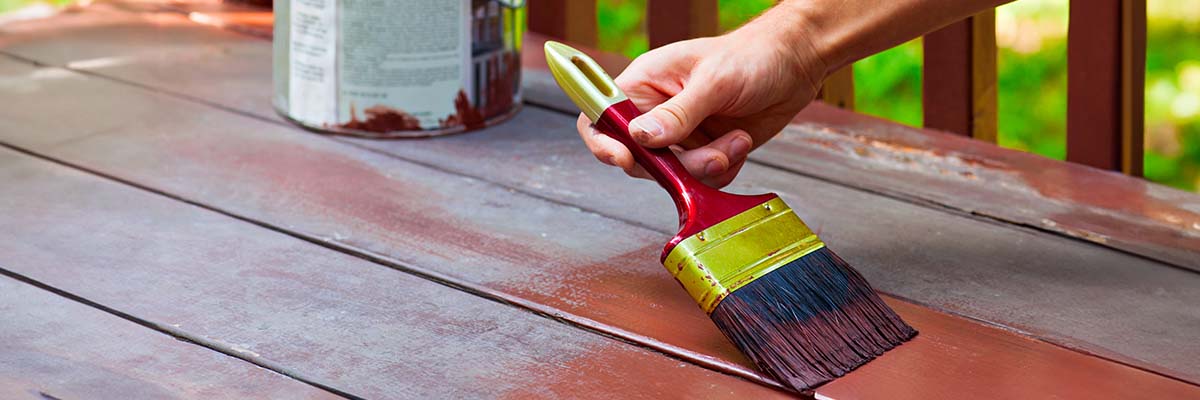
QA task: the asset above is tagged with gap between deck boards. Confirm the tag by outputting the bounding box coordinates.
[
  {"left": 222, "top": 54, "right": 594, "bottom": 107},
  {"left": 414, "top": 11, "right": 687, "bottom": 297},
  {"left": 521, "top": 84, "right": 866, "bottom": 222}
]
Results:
[
  {"left": 0, "top": 251, "right": 361, "bottom": 400},
  {"left": 0, "top": 136, "right": 793, "bottom": 394},
  {"left": 3, "top": 46, "right": 1195, "bottom": 392}
]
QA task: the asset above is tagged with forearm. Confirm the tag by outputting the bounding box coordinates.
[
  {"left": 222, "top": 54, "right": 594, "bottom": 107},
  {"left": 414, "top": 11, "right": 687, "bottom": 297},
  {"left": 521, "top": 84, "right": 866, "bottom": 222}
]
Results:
[{"left": 744, "top": 0, "right": 1011, "bottom": 79}]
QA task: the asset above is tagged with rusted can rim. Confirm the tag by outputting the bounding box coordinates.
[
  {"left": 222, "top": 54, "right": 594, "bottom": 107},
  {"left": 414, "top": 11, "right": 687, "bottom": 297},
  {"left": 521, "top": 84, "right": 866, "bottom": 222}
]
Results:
[{"left": 272, "top": 103, "right": 524, "bottom": 140}]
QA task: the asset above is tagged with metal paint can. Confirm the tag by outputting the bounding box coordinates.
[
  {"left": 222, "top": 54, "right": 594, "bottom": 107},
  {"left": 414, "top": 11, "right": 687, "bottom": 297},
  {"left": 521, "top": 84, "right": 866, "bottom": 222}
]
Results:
[{"left": 273, "top": 0, "right": 524, "bottom": 138}]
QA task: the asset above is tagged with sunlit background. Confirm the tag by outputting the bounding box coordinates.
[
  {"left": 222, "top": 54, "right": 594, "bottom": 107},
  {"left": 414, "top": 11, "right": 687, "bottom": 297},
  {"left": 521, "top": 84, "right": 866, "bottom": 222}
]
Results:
[
  {"left": 597, "top": 0, "right": 1200, "bottom": 192},
  {"left": 2, "top": 0, "right": 1197, "bottom": 191}
]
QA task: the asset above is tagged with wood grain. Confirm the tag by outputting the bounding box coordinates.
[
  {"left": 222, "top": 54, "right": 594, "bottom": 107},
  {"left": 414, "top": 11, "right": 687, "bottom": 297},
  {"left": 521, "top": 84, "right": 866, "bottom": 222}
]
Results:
[
  {"left": 5, "top": 74, "right": 1197, "bottom": 397},
  {"left": 0, "top": 277, "right": 340, "bottom": 400},
  {"left": 0, "top": 148, "right": 794, "bottom": 399},
  {"left": 3, "top": 5, "right": 1199, "bottom": 397}
]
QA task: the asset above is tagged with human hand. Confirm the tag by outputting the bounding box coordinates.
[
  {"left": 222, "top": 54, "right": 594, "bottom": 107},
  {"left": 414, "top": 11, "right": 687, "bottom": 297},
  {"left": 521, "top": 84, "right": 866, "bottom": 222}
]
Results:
[{"left": 576, "top": 12, "right": 827, "bottom": 188}]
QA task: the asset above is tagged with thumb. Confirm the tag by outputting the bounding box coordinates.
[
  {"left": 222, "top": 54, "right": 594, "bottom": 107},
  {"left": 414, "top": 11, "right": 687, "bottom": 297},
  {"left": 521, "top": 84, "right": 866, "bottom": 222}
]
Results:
[{"left": 629, "top": 83, "right": 725, "bottom": 148}]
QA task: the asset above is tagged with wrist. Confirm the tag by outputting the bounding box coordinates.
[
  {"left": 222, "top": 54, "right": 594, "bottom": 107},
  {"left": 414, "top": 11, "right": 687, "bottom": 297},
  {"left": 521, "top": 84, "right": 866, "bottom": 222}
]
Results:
[{"left": 729, "top": 1, "right": 832, "bottom": 92}]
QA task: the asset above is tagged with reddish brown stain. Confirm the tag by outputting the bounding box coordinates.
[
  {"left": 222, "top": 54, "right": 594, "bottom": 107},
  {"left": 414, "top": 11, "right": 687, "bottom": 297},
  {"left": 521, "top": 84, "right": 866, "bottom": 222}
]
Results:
[
  {"left": 443, "top": 90, "right": 485, "bottom": 130},
  {"left": 167, "top": 135, "right": 557, "bottom": 269},
  {"left": 491, "top": 246, "right": 757, "bottom": 369},
  {"left": 494, "top": 340, "right": 799, "bottom": 400},
  {"left": 338, "top": 103, "right": 423, "bottom": 132},
  {"left": 818, "top": 297, "right": 1200, "bottom": 399}
]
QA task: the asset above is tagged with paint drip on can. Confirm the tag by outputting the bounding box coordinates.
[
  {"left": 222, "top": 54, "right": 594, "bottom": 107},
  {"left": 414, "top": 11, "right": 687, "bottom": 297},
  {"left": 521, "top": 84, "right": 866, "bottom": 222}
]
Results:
[{"left": 273, "top": 0, "right": 524, "bottom": 138}]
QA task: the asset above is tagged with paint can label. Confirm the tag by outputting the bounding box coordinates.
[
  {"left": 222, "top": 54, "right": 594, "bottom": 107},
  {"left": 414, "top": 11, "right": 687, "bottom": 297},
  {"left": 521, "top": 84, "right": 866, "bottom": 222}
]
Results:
[{"left": 274, "top": 0, "right": 523, "bottom": 137}]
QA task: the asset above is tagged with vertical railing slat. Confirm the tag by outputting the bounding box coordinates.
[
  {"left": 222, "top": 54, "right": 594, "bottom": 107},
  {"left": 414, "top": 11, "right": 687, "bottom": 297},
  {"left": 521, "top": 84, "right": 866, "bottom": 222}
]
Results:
[
  {"left": 646, "top": 0, "right": 718, "bottom": 49},
  {"left": 922, "top": 11, "right": 998, "bottom": 142},
  {"left": 820, "top": 66, "right": 855, "bottom": 110},
  {"left": 1066, "top": 0, "right": 1145, "bottom": 176},
  {"left": 527, "top": 0, "right": 598, "bottom": 47}
]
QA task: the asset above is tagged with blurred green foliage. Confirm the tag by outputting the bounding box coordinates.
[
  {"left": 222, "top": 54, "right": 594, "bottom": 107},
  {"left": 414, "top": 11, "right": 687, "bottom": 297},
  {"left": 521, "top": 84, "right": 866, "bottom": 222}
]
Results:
[
  {"left": 0, "top": 0, "right": 69, "bottom": 12},
  {"left": 593, "top": 0, "right": 1200, "bottom": 192}
]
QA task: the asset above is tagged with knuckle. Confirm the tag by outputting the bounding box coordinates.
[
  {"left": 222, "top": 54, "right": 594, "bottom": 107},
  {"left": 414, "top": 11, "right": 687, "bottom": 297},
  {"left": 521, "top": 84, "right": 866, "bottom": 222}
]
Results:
[{"left": 657, "top": 102, "right": 691, "bottom": 131}]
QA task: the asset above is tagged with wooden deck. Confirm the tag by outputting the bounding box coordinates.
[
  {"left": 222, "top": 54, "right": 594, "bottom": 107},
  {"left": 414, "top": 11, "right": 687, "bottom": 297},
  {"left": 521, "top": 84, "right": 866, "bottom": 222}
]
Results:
[{"left": 1, "top": 2, "right": 1198, "bottom": 399}]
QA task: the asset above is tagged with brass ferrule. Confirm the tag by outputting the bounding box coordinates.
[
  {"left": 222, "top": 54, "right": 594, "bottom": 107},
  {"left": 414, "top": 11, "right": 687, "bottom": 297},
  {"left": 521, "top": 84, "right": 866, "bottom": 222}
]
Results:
[{"left": 662, "top": 197, "right": 826, "bottom": 313}]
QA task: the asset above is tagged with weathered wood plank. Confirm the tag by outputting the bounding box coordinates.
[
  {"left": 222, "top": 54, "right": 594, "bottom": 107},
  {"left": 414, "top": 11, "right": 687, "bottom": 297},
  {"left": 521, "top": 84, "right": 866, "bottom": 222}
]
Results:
[
  {"left": 9, "top": 91, "right": 1200, "bottom": 398},
  {"left": 0, "top": 148, "right": 793, "bottom": 399},
  {"left": 0, "top": 277, "right": 340, "bottom": 400},
  {"left": 4, "top": 5, "right": 1199, "bottom": 395},
  {"left": 2, "top": 54, "right": 1200, "bottom": 398},
  {"left": 0, "top": 3, "right": 280, "bottom": 120},
  {"left": 771, "top": 103, "right": 1200, "bottom": 270}
]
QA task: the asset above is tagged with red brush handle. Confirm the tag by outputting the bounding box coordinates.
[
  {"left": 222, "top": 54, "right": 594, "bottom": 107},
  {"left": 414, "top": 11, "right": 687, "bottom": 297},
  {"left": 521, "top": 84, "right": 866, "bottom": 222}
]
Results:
[{"left": 594, "top": 100, "right": 776, "bottom": 260}]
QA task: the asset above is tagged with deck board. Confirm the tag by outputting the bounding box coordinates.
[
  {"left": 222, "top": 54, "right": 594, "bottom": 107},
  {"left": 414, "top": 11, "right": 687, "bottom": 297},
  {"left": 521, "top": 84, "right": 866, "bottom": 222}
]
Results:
[
  {"left": 3, "top": 3, "right": 1200, "bottom": 398},
  {"left": 1, "top": 55, "right": 1199, "bottom": 400},
  {"left": 4, "top": 14, "right": 1195, "bottom": 377},
  {"left": 0, "top": 277, "right": 340, "bottom": 400},
  {"left": 0, "top": 148, "right": 793, "bottom": 399}
]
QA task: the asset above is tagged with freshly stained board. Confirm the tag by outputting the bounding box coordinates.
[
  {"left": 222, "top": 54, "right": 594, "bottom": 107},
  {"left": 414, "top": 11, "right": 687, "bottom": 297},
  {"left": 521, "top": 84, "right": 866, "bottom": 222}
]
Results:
[
  {"left": 0, "top": 150, "right": 793, "bottom": 399},
  {"left": 0, "top": 277, "right": 339, "bottom": 400}
]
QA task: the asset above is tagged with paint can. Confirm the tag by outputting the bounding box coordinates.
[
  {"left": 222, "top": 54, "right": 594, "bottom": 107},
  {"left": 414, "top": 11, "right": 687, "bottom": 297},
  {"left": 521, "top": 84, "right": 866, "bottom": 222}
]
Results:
[{"left": 273, "top": 0, "right": 524, "bottom": 138}]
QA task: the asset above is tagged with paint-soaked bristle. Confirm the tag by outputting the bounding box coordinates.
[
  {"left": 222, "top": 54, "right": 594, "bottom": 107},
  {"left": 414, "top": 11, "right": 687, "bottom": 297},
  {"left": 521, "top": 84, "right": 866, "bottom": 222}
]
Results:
[{"left": 710, "top": 246, "right": 917, "bottom": 390}]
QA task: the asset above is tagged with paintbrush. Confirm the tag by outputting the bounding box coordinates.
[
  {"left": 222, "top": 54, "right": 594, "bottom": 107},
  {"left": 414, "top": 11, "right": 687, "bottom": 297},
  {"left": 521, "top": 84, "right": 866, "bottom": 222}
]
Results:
[{"left": 544, "top": 41, "right": 916, "bottom": 390}]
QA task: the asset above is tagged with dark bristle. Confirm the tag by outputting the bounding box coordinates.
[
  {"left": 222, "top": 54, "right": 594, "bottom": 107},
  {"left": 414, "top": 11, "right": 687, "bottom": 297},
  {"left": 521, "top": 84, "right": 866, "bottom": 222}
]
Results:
[{"left": 710, "top": 246, "right": 917, "bottom": 390}]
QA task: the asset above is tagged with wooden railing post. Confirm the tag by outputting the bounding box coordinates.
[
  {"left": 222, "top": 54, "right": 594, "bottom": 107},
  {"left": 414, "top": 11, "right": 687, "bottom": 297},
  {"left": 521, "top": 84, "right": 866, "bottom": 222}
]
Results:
[
  {"left": 1067, "top": 0, "right": 1145, "bottom": 176},
  {"left": 646, "top": 0, "right": 718, "bottom": 49},
  {"left": 922, "top": 11, "right": 998, "bottom": 142},
  {"left": 820, "top": 66, "right": 855, "bottom": 110},
  {"left": 527, "top": 0, "right": 598, "bottom": 47}
]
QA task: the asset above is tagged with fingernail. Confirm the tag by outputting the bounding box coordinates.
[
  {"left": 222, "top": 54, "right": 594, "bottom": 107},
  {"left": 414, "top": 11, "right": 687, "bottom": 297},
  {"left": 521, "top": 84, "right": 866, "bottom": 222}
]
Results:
[
  {"left": 730, "top": 136, "right": 752, "bottom": 158},
  {"left": 605, "top": 155, "right": 619, "bottom": 166},
  {"left": 631, "top": 115, "right": 664, "bottom": 142},
  {"left": 704, "top": 159, "right": 725, "bottom": 176}
]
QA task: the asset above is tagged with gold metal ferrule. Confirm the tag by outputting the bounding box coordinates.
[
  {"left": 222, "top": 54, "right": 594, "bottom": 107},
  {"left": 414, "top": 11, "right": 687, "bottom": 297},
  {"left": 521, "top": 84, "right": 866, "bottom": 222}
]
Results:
[
  {"left": 663, "top": 197, "right": 826, "bottom": 314},
  {"left": 543, "top": 41, "right": 629, "bottom": 122}
]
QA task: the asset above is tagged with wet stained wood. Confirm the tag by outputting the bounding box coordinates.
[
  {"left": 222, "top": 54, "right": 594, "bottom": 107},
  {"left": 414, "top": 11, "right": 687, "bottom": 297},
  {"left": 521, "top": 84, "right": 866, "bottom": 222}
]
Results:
[
  {"left": 0, "top": 277, "right": 339, "bottom": 400},
  {"left": 820, "top": 298, "right": 1200, "bottom": 399},
  {"left": 4, "top": 4, "right": 1200, "bottom": 398},
  {"left": 0, "top": 149, "right": 793, "bottom": 399}
]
